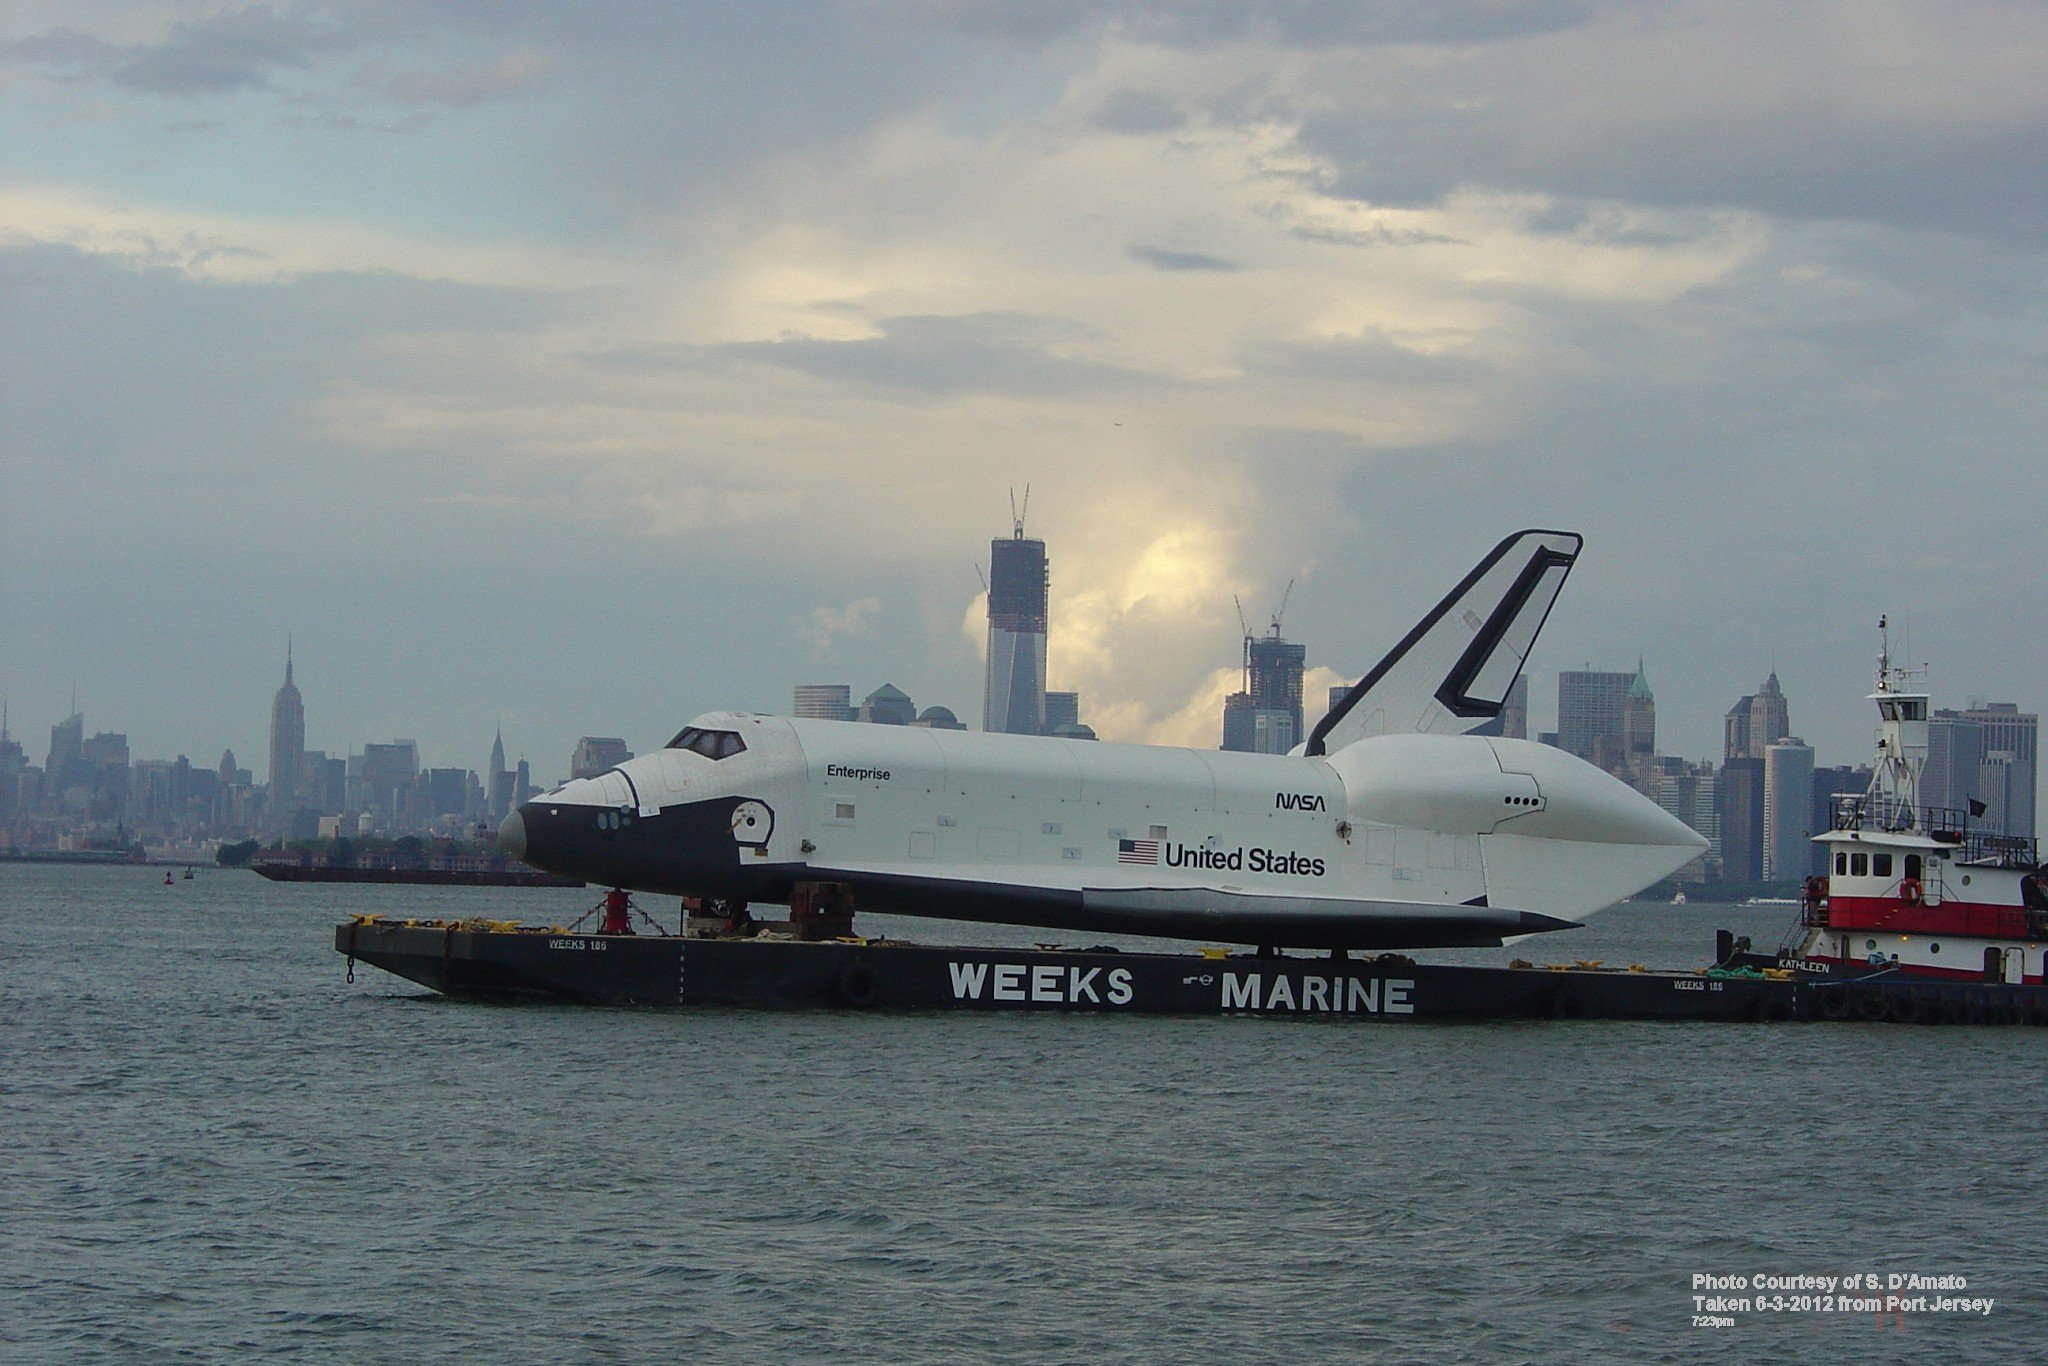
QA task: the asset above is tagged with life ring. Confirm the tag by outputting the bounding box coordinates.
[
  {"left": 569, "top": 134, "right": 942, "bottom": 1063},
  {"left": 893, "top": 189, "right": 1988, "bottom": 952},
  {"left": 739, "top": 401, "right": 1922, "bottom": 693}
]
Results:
[
  {"left": 833, "top": 961, "right": 881, "bottom": 1009},
  {"left": 1900, "top": 877, "right": 1924, "bottom": 906}
]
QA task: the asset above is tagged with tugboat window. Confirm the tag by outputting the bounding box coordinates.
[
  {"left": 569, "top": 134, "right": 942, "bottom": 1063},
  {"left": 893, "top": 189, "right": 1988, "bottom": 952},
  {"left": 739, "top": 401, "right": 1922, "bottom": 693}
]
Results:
[
  {"left": 1873, "top": 854, "right": 1893, "bottom": 878},
  {"left": 1851, "top": 852, "right": 1868, "bottom": 876},
  {"left": 1905, "top": 853, "right": 1923, "bottom": 879},
  {"left": 1835, "top": 852, "right": 1848, "bottom": 875},
  {"left": 667, "top": 726, "right": 747, "bottom": 760}
]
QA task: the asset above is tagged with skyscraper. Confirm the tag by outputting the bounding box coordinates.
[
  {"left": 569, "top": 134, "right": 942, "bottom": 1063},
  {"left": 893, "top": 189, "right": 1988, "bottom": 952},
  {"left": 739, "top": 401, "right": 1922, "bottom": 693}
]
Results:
[
  {"left": 1472, "top": 675, "right": 1531, "bottom": 740},
  {"left": 1723, "top": 694, "right": 1753, "bottom": 763},
  {"left": 1246, "top": 633, "right": 1306, "bottom": 746},
  {"left": 268, "top": 643, "right": 306, "bottom": 829},
  {"left": 1928, "top": 703, "right": 2039, "bottom": 838},
  {"left": 1222, "top": 691, "right": 1255, "bottom": 752},
  {"left": 1221, "top": 602, "right": 1305, "bottom": 755},
  {"left": 1557, "top": 669, "right": 1632, "bottom": 769},
  {"left": 1621, "top": 660, "right": 1656, "bottom": 770},
  {"left": 1748, "top": 673, "right": 1790, "bottom": 757},
  {"left": 984, "top": 508, "right": 1049, "bottom": 736},
  {"left": 1637, "top": 756, "right": 1718, "bottom": 882},
  {"left": 858, "top": 684, "right": 917, "bottom": 725},
  {"left": 1923, "top": 711, "right": 1984, "bottom": 815},
  {"left": 45, "top": 708, "right": 84, "bottom": 803},
  {"left": 488, "top": 724, "right": 513, "bottom": 822},
  {"left": 793, "top": 684, "right": 857, "bottom": 721},
  {"left": 1762, "top": 737, "right": 1814, "bottom": 882},
  {"left": 0, "top": 705, "right": 22, "bottom": 823},
  {"left": 571, "top": 737, "right": 631, "bottom": 779},
  {"left": 1501, "top": 674, "right": 1528, "bottom": 741}
]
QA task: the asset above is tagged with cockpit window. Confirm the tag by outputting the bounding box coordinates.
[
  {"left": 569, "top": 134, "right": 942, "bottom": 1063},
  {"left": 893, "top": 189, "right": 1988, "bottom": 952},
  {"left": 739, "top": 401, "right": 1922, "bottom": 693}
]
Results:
[{"left": 667, "top": 726, "right": 747, "bottom": 760}]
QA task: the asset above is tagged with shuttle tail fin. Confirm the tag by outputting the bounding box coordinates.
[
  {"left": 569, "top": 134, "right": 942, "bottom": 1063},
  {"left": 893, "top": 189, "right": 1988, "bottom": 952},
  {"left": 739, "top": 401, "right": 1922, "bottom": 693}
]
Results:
[{"left": 1305, "top": 529, "right": 1582, "bottom": 756}]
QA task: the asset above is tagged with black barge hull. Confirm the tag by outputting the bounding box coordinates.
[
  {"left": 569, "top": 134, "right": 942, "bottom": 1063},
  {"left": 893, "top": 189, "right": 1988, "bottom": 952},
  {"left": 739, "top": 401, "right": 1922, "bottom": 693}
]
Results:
[{"left": 337, "top": 921, "right": 1824, "bottom": 1022}]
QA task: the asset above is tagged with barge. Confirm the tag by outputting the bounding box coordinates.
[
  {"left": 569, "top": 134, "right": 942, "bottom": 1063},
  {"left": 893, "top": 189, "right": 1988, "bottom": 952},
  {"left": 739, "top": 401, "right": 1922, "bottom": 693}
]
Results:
[{"left": 333, "top": 913, "right": 2048, "bottom": 1025}]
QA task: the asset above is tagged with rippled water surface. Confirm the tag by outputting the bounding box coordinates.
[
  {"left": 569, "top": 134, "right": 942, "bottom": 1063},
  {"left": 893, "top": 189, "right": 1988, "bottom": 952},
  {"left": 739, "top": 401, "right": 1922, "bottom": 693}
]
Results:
[{"left": 7, "top": 864, "right": 2046, "bottom": 1362}]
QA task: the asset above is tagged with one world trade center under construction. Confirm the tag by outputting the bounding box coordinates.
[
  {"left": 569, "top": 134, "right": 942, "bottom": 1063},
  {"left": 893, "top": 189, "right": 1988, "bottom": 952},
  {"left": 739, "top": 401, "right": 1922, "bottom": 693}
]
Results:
[{"left": 984, "top": 499, "right": 1049, "bottom": 736}]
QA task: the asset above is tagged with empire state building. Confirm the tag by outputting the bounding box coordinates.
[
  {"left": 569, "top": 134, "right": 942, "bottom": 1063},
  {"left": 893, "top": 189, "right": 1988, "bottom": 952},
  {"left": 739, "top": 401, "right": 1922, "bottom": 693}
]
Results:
[{"left": 268, "top": 643, "right": 306, "bottom": 825}]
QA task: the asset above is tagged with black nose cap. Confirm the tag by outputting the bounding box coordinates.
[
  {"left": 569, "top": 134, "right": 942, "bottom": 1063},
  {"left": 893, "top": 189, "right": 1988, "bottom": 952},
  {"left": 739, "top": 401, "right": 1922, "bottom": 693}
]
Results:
[{"left": 497, "top": 809, "right": 527, "bottom": 861}]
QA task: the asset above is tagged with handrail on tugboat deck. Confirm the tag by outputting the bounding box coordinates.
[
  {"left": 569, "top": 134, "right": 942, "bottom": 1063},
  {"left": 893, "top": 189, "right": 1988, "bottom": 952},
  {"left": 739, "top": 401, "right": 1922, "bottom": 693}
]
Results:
[{"left": 1828, "top": 794, "right": 2040, "bottom": 869}]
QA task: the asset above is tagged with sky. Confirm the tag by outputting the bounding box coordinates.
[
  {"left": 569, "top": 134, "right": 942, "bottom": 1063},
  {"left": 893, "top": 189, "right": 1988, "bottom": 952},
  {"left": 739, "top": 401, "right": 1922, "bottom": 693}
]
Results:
[{"left": 2, "top": 1, "right": 2044, "bottom": 793}]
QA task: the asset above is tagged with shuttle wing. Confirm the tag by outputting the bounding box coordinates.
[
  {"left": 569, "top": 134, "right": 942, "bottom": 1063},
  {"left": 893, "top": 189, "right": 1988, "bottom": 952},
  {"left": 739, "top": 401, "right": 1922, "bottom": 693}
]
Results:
[
  {"left": 1306, "top": 529, "right": 1582, "bottom": 756},
  {"left": 812, "top": 860, "right": 1579, "bottom": 950}
]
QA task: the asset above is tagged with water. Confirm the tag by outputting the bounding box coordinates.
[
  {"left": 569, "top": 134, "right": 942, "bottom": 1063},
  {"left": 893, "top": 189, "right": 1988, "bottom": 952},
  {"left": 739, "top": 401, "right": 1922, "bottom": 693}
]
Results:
[{"left": 6, "top": 863, "right": 2045, "bottom": 1362}]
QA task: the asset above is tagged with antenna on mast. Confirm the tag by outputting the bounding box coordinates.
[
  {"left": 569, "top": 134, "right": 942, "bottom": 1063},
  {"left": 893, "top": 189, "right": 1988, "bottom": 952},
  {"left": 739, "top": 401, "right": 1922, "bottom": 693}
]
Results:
[{"left": 1009, "top": 484, "right": 1030, "bottom": 539}]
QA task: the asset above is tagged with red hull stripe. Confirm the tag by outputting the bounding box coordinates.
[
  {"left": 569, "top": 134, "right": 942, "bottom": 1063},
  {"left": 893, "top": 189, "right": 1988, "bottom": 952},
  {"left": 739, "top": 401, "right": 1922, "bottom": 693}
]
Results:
[{"left": 1823, "top": 895, "right": 2035, "bottom": 938}]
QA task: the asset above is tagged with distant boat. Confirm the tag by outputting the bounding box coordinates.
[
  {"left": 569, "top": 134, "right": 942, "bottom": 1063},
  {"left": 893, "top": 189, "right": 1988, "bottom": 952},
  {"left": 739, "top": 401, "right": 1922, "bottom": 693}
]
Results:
[{"left": 1671, "top": 890, "right": 1687, "bottom": 905}]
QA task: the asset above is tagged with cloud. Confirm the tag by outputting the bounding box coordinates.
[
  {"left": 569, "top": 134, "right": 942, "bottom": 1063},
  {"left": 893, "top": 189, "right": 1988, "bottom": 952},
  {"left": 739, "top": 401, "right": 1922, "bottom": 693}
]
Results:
[
  {"left": 1127, "top": 244, "right": 1239, "bottom": 271},
  {"left": 718, "top": 313, "right": 1161, "bottom": 397},
  {"left": 1090, "top": 87, "right": 1186, "bottom": 133},
  {"left": 4, "top": 2, "right": 2045, "bottom": 782},
  {"left": 4, "top": 5, "right": 357, "bottom": 97},
  {"left": 0, "top": 185, "right": 628, "bottom": 288},
  {"left": 1237, "top": 3, "right": 2048, "bottom": 244},
  {"left": 806, "top": 596, "right": 884, "bottom": 654},
  {"left": 364, "top": 47, "right": 554, "bottom": 108}
]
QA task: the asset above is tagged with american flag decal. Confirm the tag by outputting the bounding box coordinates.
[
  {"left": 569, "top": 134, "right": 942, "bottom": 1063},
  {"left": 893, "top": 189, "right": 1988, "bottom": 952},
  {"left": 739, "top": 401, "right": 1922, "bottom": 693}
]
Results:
[{"left": 1117, "top": 838, "right": 1160, "bottom": 865}]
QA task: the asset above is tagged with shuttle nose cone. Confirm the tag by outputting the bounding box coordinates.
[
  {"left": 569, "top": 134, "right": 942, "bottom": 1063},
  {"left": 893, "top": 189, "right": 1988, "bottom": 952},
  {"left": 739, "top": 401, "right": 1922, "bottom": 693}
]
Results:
[{"left": 498, "top": 809, "right": 528, "bottom": 861}]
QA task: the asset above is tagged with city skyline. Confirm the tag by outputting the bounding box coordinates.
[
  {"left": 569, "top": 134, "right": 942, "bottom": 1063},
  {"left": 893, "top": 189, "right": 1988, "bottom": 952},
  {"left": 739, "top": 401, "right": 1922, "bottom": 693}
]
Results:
[
  {"left": 10, "top": 576, "right": 2037, "bottom": 804},
  {"left": 6, "top": 626, "right": 2035, "bottom": 853}
]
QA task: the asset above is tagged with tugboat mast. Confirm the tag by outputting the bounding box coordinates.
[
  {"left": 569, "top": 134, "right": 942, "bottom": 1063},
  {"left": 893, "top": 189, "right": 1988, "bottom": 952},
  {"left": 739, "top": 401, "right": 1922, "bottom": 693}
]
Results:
[{"left": 1865, "top": 614, "right": 1929, "bottom": 829}]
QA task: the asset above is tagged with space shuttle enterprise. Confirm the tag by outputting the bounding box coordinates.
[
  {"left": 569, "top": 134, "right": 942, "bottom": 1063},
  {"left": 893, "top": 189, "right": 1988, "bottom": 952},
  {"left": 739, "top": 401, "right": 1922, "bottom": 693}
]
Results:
[{"left": 500, "top": 531, "right": 1706, "bottom": 950}]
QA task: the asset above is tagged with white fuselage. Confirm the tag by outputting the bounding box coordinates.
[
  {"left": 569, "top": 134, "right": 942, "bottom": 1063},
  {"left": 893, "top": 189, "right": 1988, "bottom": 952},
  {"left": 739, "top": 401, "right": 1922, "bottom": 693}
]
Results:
[{"left": 514, "top": 712, "right": 1704, "bottom": 943}]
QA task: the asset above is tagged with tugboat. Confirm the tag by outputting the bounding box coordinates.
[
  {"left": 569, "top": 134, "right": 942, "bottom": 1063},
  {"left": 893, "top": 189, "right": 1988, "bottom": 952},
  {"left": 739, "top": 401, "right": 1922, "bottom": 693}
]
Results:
[{"left": 1727, "top": 619, "right": 2047, "bottom": 991}]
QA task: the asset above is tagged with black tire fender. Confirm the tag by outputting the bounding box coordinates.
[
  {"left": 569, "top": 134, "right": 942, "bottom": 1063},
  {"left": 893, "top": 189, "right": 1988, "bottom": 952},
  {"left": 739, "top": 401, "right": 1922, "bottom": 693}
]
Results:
[{"left": 834, "top": 960, "right": 881, "bottom": 1009}]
